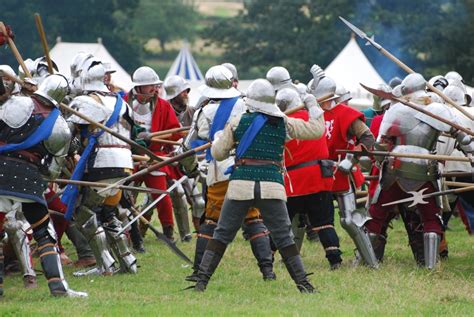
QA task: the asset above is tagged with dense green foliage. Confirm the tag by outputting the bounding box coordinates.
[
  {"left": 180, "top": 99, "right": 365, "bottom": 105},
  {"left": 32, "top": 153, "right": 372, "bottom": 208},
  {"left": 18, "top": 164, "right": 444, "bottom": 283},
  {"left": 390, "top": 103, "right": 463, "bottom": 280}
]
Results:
[
  {"left": 1, "top": 0, "right": 142, "bottom": 71},
  {"left": 2, "top": 0, "right": 474, "bottom": 83},
  {"left": 203, "top": 0, "right": 474, "bottom": 83}
]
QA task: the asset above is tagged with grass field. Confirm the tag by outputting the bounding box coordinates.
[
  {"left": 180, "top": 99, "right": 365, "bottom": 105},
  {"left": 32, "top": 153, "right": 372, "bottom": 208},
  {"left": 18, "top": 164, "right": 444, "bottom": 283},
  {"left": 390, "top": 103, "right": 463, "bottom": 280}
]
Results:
[{"left": 1, "top": 215, "right": 474, "bottom": 316}]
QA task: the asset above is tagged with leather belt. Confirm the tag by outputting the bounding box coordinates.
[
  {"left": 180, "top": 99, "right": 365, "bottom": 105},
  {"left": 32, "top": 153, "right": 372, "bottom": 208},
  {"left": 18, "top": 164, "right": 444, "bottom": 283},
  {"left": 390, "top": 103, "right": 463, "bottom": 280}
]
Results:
[
  {"left": 286, "top": 159, "right": 322, "bottom": 171},
  {"left": 235, "top": 158, "right": 282, "bottom": 168},
  {"left": 96, "top": 144, "right": 131, "bottom": 149}
]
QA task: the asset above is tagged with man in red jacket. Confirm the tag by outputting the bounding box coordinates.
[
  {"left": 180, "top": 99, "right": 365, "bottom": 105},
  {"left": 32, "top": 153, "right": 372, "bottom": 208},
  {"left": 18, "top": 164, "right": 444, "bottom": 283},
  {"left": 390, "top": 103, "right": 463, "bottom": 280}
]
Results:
[
  {"left": 276, "top": 88, "right": 343, "bottom": 270},
  {"left": 309, "top": 66, "right": 378, "bottom": 268},
  {"left": 126, "top": 66, "right": 181, "bottom": 240}
]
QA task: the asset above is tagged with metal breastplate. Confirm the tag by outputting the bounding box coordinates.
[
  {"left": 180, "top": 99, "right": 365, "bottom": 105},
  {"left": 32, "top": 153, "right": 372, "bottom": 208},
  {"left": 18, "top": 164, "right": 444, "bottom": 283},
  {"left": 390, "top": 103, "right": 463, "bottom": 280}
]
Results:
[
  {"left": 43, "top": 115, "right": 72, "bottom": 156},
  {"left": 96, "top": 95, "right": 130, "bottom": 148},
  {"left": 396, "top": 122, "right": 440, "bottom": 151},
  {"left": 132, "top": 101, "right": 152, "bottom": 132}
]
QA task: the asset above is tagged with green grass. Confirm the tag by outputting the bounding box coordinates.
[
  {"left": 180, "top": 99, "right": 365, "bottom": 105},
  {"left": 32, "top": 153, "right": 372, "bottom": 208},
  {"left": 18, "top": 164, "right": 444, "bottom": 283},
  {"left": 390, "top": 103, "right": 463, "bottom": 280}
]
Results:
[{"left": 2, "top": 216, "right": 474, "bottom": 316}]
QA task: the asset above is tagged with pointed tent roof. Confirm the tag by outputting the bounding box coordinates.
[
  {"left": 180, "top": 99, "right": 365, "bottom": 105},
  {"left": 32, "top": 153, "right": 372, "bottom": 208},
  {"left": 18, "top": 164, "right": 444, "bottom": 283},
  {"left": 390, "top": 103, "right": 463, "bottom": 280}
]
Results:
[
  {"left": 325, "top": 35, "right": 385, "bottom": 105},
  {"left": 166, "top": 42, "right": 203, "bottom": 81},
  {"left": 50, "top": 38, "right": 133, "bottom": 90}
]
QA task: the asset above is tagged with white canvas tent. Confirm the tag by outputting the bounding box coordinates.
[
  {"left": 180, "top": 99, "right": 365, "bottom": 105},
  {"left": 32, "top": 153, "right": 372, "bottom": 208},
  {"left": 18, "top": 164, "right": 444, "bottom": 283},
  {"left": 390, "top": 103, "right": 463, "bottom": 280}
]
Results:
[
  {"left": 50, "top": 38, "right": 133, "bottom": 91},
  {"left": 325, "top": 35, "right": 386, "bottom": 109}
]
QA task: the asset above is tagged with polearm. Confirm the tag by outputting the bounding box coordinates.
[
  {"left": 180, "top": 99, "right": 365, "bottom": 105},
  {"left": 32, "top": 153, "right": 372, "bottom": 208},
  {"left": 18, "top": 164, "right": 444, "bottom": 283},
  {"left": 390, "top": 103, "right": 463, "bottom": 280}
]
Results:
[
  {"left": 34, "top": 13, "right": 54, "bottom": 74},
  {"left": 59, "top": 102, "right": 165, "bottom": 162},
  {"left": 128, "top": 204, "right": 193, "bottom": 265},
  {"left": 98, "top": 142, "right": 211, "bottom": 194},
  {"left": 337, "top": 148, "right": 474, "bottom": 163},
  {"left": 117, "top": 175, "right": 188, "bottom": 236},
  {"left": 365, "top": 172, "right": 474, "bottom": 181},
  {"left": 52, "top": 178, "right": 168, "bottom": 195},
  {"left": 360, "top": 83, "right": 474, "bottom": 137},
  {"left": 0, "top": 22, "right": 160, "bottom": 163},
  {"left": 382, "top": 184, "right": 474, "bottom": 207},
  {"left": 339, "top": 17, "right": 474, "bottom": 121},
  {"left": 0, "top": 21, "right": 32, "bottom": 78}
]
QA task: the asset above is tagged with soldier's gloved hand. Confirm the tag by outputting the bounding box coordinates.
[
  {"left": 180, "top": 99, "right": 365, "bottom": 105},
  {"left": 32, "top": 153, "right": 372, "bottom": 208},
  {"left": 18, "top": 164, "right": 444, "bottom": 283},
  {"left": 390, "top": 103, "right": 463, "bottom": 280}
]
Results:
[
  {"left": 454, "top": 130, "right": 472, "bottom": 146},
  {"left": 0, "top": 24, "right": 14, "bottom": 46},
  {"left": 303, "top": 93, "right": 324, "bottom": 118},
  {"left": 338, "top": 153, "right": 355, "bottom": 174},
  {"left": 137, "top": 131, "right": 152, "bottom": 141},
  {"left": 310, "top": 64, "right": 325, "bottom": 80}
]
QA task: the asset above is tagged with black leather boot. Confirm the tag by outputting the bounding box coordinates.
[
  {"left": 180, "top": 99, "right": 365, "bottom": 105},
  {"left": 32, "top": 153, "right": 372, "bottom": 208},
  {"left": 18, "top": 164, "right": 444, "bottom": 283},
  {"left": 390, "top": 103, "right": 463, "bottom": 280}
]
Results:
[
  {"left": 186, "top": 222, "right": 216, "bottom": 282},
  {"left": 245, "top": 222, "right": 276, "bottom": 281},
  {"left": 280, "top": 244, "right": 316, "bottom": 293},
  {"left": 194, "top": 239, "right": 226, "bottom": 292}
]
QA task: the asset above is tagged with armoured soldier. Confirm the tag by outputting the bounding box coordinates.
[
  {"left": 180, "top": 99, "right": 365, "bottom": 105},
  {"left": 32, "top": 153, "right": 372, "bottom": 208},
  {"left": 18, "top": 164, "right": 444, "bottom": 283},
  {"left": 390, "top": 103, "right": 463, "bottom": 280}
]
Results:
[
  {"left": 164, "top": 75, "right": 205, "bottom": 238},
  {"left": 64, "top": 60, "right": 137, "bottom": 275},
  {"left": 0, "top": 65, "right": 20, "bottom": 103},
  {"left": 266, "top": 66, "right": 296, "bottom": 92},
  {"left": 0, "top": 74, "right": 87, "bottom": 297},
  {"left": 193, "top": 78, "right": 326, "bottom": 292},
  {"left": 184, "top": 65, "right": 275, "bottom": 282},
  {"left": 365, "top": 73, "right": 468, "bottom": 269},
  {"left": 125, "top": 66, "right": 180, "bottom": 240},
  {"left": 309, "top": 66, "right": 378, "bottom": 268},
  {"left": 276, "top": 88, "right": 343, "bottom": 269},
  {"left": 222, "top": 62, "right": 239, "bottom": 88}
]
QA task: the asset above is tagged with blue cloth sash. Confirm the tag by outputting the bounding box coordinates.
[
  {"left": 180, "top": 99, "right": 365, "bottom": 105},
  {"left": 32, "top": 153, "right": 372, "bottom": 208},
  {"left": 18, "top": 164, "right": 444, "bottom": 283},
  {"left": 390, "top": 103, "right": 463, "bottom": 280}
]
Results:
[
  {"left": 224, "top": 113, "right": 268, "bottom": 175},
  {"left": 62, "top": 96, "right": 123, "bottom": 220},
  {"left": 0, "top": 108, "right": 60, "bottom": 153},
  {"left": 206, "top": 97, "right": 239, "bottom": 161}
]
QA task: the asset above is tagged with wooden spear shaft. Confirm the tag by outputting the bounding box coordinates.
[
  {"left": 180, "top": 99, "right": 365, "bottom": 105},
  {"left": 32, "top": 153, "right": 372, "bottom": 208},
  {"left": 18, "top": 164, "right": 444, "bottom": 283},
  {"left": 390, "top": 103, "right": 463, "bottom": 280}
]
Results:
[
  {"left": 59, "top": 102, "right": 164, "bottom": 162},
  {"left": 377, "top": 46, "right": 474, "bottom": 120},
  {"left": 0, "top": 21, "right": 32, "bottom": 78},
  {"left": 34, "top": 13, "right": 54, "bottom": 74},
  {"left": 149, "top": 126, "right": 190, "bottom": 138}
]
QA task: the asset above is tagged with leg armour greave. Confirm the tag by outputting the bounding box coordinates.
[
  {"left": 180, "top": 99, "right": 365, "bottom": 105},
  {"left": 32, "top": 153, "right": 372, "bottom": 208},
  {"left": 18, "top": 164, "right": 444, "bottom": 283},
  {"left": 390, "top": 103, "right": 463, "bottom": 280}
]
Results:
[
  {"left": 171, "top": 185, "right": 191, "bottom": 241},
  {"left": 103, "top": 215, "right": 137, "bottom": 274},
  {"left": 76, "top": 206, "right": 115, "bottom": 274},
  {"left": 4, "top": 211, "right": 36, "bottom": 278},
  {"left": 337, "top": 190, "right": 378, "bottom": 268},
  {"left": 34, "top": 226, "right": 87, "bottom": 297},
  {"left": 424, "top": 232, "right": 439, "bottom": 270}
]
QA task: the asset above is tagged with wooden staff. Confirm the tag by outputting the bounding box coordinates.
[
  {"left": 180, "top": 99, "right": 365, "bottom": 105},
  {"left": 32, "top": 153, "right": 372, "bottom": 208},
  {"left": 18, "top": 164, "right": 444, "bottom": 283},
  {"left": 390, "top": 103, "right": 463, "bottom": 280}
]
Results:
[
  {"left": 59, "top": 102, "right": 164, "bottom": 162},
  {"left": 150, "top": 138, "right": 182, "bottom": 145},
  {"left": 98, "top": 142, "right": 211, "bottom": 194},
  {"left": 0, "top": 21, "right": 32, "bottom": 78},
  {"left": 34, "top": 13, "right": 54, "bottom": 74},
  {"left": 149, "top": 126, "right": 190, "bottom": 138},
  {"left": 52, "top": 178, "right": 168, "bottom": 195},
  {"left": 132, "top": 154, "right": 150, "bottom": 162},
  {"left": 361, "top": 83, "right": 474, "bottom": 137},
  {"left": 339, "top": 16, "right": 474, "bottom": 121}
]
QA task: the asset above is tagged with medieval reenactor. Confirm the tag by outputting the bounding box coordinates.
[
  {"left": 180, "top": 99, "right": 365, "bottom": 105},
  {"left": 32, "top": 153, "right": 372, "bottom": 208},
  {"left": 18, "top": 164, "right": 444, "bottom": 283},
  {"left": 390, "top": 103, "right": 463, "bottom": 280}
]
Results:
[{"left": 192, "top": 78, "right": 326, "bottom": 292}]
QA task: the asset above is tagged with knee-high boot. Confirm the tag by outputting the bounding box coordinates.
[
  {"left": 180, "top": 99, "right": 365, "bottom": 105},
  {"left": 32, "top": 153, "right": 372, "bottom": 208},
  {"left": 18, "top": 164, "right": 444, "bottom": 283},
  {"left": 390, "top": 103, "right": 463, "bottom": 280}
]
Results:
[
  {"left": 280, "top": 244, "right": 316, "bottom": 293},
  {"left": 194, "top": 239, "right": 227, "bottom": 292},
  {"left": 186, "top": 221, "right": 216, "bottom": 282}
]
